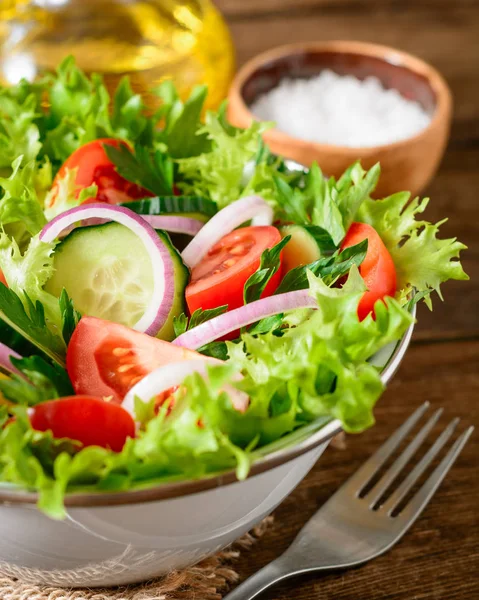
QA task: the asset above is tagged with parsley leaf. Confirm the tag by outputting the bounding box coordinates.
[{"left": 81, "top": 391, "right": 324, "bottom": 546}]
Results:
[
  {"left": 197, "top": 340, "right": 229, "bottom": 360},
  {"left": 0, "top": 355, "right": 74, "bottom": 406},
  {"left": 275, "top": 240, "right": 368, "bottom": 294},
  {"left": 244, "top": 237, "right": 291, "bottom": 304},
  {"left": 59, "top": 289, "right": 81, "bottom": 346},
  {"left": 247, "top": 314, "right": 284, "bottom": 336},
  {"left": 173, "top": 305, "right": 228, "bottom": 338},
  {"left": 104, "top": 143, "right": 173, "bottom": 196},
  {"left": 154, "top": 82, "right": 210, "bottom": 158},
  {"left": 0, "top": 284, "right": 66, "bottom": 366}
]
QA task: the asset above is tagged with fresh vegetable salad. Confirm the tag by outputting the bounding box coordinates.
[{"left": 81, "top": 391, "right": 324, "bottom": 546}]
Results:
[{"left": 0, "top": 58, "right": 468, "bottom": 518}]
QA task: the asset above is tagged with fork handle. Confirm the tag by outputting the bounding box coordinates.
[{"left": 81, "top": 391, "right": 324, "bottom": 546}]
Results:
[{"left": 223, "top": 557, "right": 301, "bottom": 600}]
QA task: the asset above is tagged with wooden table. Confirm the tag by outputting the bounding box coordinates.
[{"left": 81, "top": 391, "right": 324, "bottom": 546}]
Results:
[{"left": 215, "top": 1, "right": 479, "bottom": 598}]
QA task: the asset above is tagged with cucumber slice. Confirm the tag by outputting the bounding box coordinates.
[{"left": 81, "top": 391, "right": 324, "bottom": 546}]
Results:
[
  {"left": 121, "top": 196, "right": 217, "bottom": 223},
  {"left": 280, "top": 225, "right": 321, "bottom": 272},
  {"left": 44, "top": 223, "right": 189, "bottom": 341},
  {"left": 155, "top": 230, "right": 189, "bottom": 341}
]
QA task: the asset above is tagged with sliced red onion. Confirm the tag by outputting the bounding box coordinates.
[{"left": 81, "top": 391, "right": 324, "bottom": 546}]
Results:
[
  {"left": 40, "top": 204, "right": 175, "bottom": 337},
  {"left": 123, "top": 359, "right": 249, "bottom": 418},
  {"left": 142, "top": 215, "right": 204, "bottom": 236},
  {"left": 181, "top": 195, "right": 273, "bottom": 268},
  {"left": 173, "top": 289, "right": 317, "bottom": 350},
  {"left": 58, "top": 215, "right": 203, "bottom": 238},
  {"left": 0, "top": 342, "right": 24, "bottom": 378}
]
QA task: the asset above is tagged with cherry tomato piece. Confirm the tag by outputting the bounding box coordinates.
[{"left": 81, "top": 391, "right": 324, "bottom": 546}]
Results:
[
  {"left": 47, "top": 138, "right": 153, "bottom": 209},
  {"left": 185, "top": 226, "right": 283, "bottom": 315},
  {"left": 67, "top": 317, "right": 204, "bottom": 403},
  {"left": 341, "top": 222, "right": 397, "bottom": 320},
  {"left": 29, "top": 395, "right": 135, "bottom": 452}
]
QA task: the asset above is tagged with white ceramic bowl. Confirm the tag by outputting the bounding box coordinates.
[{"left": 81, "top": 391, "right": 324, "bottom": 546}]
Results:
[{"left": 0, "top": 314, "right": 414, "bottom": 588}]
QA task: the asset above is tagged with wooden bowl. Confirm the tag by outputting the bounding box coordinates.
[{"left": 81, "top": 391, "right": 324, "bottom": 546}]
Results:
[{"left": 228, "top": 41, "right": 452, "bottom": 197}]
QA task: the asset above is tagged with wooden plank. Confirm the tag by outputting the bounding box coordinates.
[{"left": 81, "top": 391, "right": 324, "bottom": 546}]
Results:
[
  {"left": 232, "top": 339, "right": 479, "bottom": 599},
  {"left": 216, "top": 0, "right": 479, "bottom": 19}
]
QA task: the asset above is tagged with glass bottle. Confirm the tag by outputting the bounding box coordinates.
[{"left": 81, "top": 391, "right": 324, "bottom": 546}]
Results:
[{"left": 0, "top": 0, "right": 235, "bottom": 110}]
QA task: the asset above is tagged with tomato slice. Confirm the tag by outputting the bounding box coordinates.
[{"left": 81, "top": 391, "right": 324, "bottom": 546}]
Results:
[
  {"left": 185, "top": 226, "right": 283, "bottom": 315},
  {"left": 48, "top": 138, "right": 153, "bottom": 209},
  {"left": 341, "top": 222, "right": 397, "bottom": 320},
  {"left": 67, "top": 317, "right": 204, "bottom": 403},
  {"left": 29, "top": 395, "right": 135, "bottom": 452}
]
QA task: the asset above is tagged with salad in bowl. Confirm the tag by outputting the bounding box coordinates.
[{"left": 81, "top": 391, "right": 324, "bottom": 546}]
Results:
[{"left": 0, "top": 58, "right": 468, "bottom": 523}]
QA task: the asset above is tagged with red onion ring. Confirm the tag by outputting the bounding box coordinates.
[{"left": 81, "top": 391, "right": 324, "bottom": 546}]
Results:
[
  {"left": 141, "top": 215, "right": 204, "bottom": 235},
  {"left": 123, "top": 359, "right": 249, "bottom": 418},
  {"left": 0, "top": 342, "right": 24, "bottom": 378},
  {"left": 181, "top": 195, "right": 273, "bottom": 269},
  {"left": 172, "top": 289, "right": 317, "bottom": 350}
]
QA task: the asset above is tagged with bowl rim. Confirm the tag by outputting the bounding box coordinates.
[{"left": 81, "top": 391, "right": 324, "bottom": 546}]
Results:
[
  {"left": 0, "top": 306, "right": 416, "bottom": 509},
  {"left": 228, "top": 40, "right": 453, "bottom": 154}
]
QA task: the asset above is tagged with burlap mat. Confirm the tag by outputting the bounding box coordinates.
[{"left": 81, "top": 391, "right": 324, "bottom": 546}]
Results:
[{"left": 0, "top": 517, "right": 273, "bottom": 600}]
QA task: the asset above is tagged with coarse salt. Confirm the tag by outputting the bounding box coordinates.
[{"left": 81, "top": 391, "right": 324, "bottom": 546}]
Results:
[{"left": 250, "top": 70, "right": 433, "bottom": 148}]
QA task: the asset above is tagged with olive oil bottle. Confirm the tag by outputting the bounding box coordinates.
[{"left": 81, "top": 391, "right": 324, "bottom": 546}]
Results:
[{"left": 0, "top": 0, "right": 235, "bottom": 110}]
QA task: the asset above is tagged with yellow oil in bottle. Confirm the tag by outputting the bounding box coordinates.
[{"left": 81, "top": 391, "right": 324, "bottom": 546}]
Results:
[{"left": 0, "top": 0, "right": 236, "bottom": 110}]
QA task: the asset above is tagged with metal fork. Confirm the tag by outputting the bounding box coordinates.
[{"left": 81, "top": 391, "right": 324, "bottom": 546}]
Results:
[{"left": 224, "top": 403, "right": 474, "bottom": 600}]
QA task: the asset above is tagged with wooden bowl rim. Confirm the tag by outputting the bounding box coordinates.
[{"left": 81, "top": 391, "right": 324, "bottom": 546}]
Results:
[{"left": 228, "top": 40, "right": 453, "bottom": 155}]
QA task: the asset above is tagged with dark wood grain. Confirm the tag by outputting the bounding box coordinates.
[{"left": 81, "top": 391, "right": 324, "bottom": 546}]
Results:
[
  {"left": 216, "top": 0, "right": 479, "bottom": 598},
  {"left": 233, "top": 340, "right": 479, "bottom": 599}
]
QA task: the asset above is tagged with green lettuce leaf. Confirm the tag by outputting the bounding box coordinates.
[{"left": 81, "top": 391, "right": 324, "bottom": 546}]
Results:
[
  {"left": 0, "top": 79, "right": 44, "bottom": 168},
  {"left": 177, "top": 111, "right": 273, "bottom": 208},
  {"left": 0, "top": 233, "right": 61, "bottom": 329},
  {"left": 0, "top": 157, "right": 47, "bottom": 238},
  {"left": 357, "top": 192, "right": 469, "bottom": 308}
]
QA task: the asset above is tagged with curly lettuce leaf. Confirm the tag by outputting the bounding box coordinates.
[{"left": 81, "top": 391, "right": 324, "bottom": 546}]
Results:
[
  {"left": 0, "top": 157, "right": 47, "bottom": 238},
  {"left": 0, "top": 233, "right": 60, "bottom": 328},
  {"left": 228, "top": 267, "right": 413, "bottom": 436},
  {"left": 0, "top": 80, "right": 44, "bottom": 168},
  {"left": 357, "top": 192, "right": 469, "bottom": 308},
  {"left": 177, "top": 110, "right": 273, "bottom": 208},
  {"left": 0, "top": 233, "right": 79, "bottom": 362}
]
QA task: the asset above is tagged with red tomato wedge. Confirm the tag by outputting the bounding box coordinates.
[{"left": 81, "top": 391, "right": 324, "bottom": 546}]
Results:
[
  {"left": 29, "top": 396, "right": 135, "bottom": 452},
  {"left": 47, "top": 138, "right": 153, "bottom": 209},
  {"left": 186, "top": 226, "right": 283, "bottom": 315},
  {"left": 341, "top": 222, "right": 397, "bottom": 320},
  {"left": 67, "top": 317, "right": 205, "bottom": 403}
]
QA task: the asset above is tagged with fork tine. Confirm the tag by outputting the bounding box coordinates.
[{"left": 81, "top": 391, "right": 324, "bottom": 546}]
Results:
[
  {"left": 390, "top": 425, "right": 473, "bottom": 520},
  {"left": 344, "top": 402, "right": 430, "bottom": 495},
  {"left": 381, "top": 417, "right": 460, "bottom": 515},
  {"left": 367, "top": 408, "right": 443, "bottom": 507}
]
